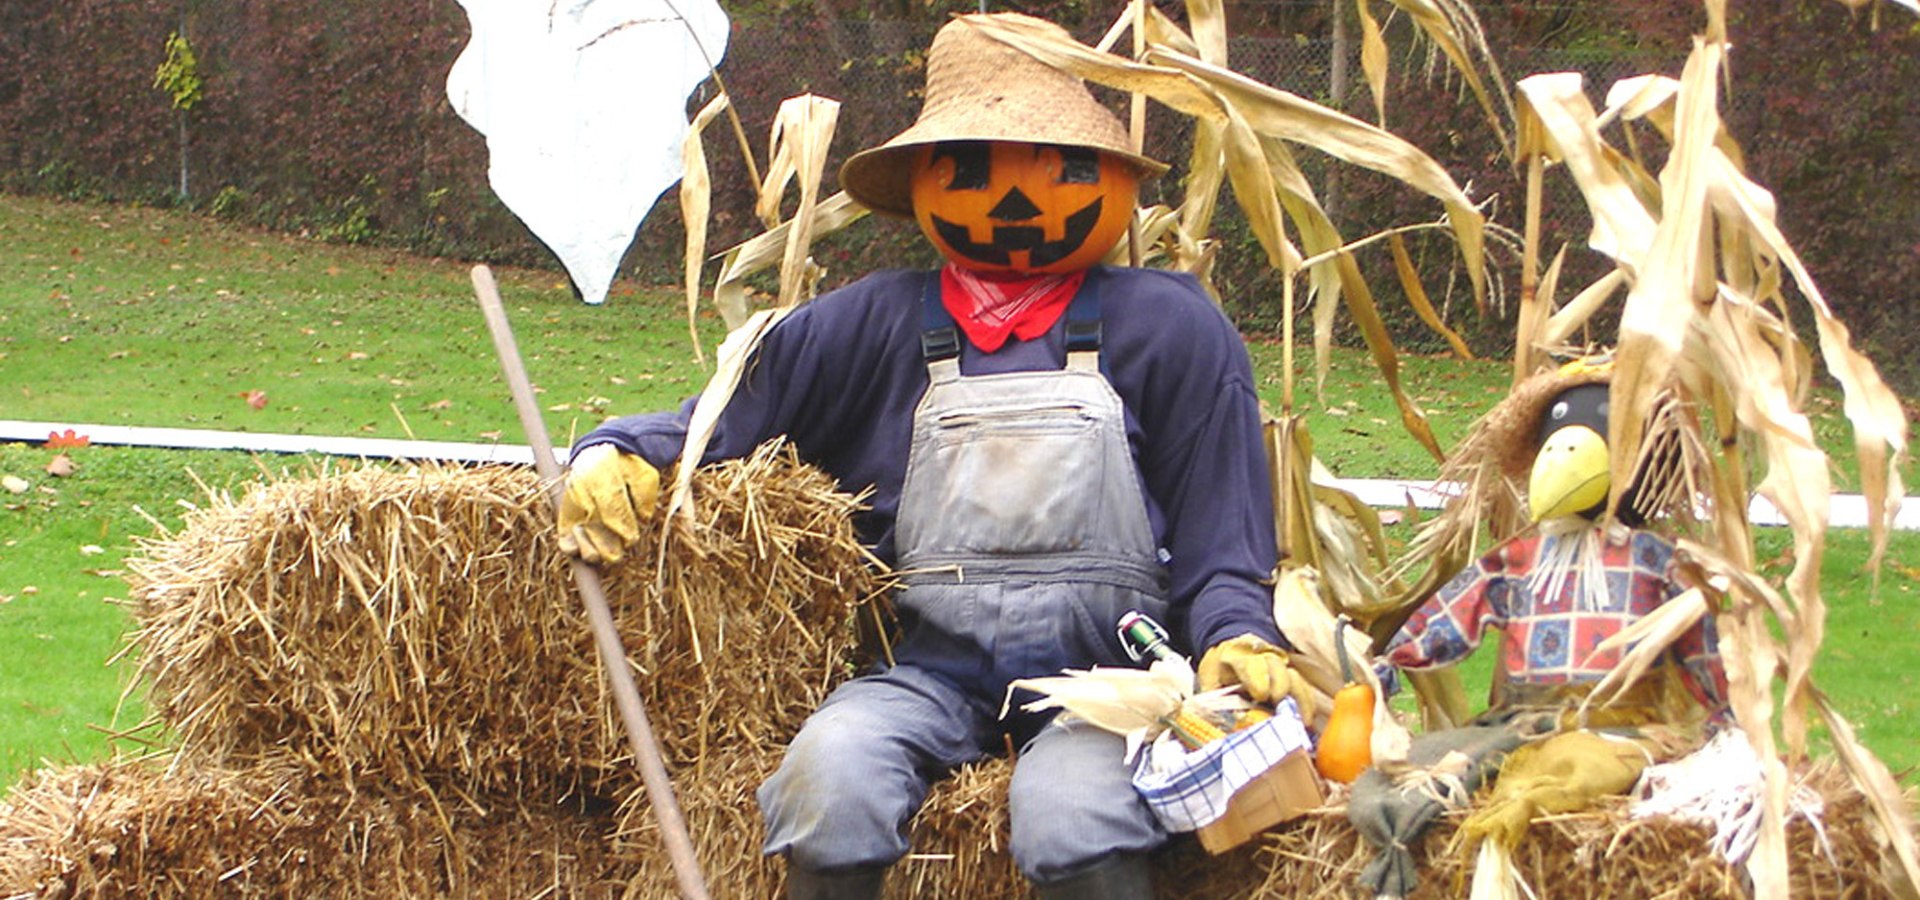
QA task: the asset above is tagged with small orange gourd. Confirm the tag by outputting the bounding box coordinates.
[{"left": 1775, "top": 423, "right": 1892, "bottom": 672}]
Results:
[{"left": 1314, "top": 615, "right": 1375, "bottom": 784}]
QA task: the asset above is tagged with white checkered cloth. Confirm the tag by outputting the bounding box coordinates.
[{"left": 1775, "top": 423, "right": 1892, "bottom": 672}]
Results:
[{"left": 1130, "top": 697, "right": 1313, "bottom": 832}]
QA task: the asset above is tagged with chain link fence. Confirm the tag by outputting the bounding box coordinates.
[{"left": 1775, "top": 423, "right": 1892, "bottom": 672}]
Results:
[{"left": 1, "top": 4, "right": 1910, "bottom": 382}]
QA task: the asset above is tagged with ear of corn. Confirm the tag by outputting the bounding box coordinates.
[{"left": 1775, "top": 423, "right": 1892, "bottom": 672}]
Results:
[{"left": 1164, "top": 707, "right": 1229, "bottom": 750}]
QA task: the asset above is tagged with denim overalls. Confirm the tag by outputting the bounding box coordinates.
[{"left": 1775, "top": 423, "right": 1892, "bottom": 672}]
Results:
[{"left": 758, "top": 275, "right": 1172, "bottom": 883}]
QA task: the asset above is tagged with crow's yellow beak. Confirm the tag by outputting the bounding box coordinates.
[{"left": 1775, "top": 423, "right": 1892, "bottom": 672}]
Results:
[{"left": 1528, "top": 424, "right": 1610, "bottom": 521}]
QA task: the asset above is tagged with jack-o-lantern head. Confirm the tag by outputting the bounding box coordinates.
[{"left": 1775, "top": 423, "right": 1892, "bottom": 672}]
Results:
[
  {"left": 909, "top": 141, "right": 1139, "bottom": 274},
  {"left": 837, "top": 13, "right": 1167, "bottom": 255}
]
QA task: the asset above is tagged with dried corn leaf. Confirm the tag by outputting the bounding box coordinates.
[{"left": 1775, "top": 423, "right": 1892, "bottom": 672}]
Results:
[
  {"left": 668, "top": 308, "right": 792, "bottom": 521},
  {"left": 1380, "top": 0, "right": 1514, "bottom": 153},
  {"left": 1811, "top": 688, "right": 1920, "bottom": 892},
  {"left": 1142, "top": 49, "right": 1487, "bottom": 302},
  {"left": 758, "top": 95, "right": 840, "bottom": 308},
  {"left": 711, "top": 191, "right": 867, "bottom": 328},
  {"left": 1576, "top": 586, "right": 1709, "bottom": 714},
  {"left": 1516, "top": 73, "right": 1658, "bottom": 269},
  {"left": 1356, "top": 0, "right": 1389, "bottom": 125},
  {"left": 679, "top": 92, "right": 730, "bottom": 364},
  {"left": 1542, "top": 268, "right": 1627, "bottom": 346},
  {"left": 1389, "top": 232, "right": 1476, "bottom": 359}
]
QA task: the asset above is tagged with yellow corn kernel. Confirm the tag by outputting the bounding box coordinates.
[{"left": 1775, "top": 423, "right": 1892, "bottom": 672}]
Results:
[
  {"left": 1232, "top": 707, "right": 1271, "bottom": 731},
  {"left": 1165, "top": 707, "right": 1228, "bottom": 750}
]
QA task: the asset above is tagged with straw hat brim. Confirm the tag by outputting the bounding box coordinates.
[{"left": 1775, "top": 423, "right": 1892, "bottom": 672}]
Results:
[
  {"left": 839, "top": 13, "right": 1169, "bottom": 219},
  {"left": 1477, "top": 365, "right": 1614, "bottom": 482}
]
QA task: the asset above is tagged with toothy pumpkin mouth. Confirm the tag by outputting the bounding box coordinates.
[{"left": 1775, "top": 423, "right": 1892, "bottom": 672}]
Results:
[{"left": 929, "top": 197, "right": 1104, "bottom": 268}]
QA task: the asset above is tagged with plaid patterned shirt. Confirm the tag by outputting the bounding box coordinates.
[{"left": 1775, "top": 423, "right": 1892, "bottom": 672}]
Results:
[{"left": 1384, "top": 526, "right": 1728, "bottom": 714}]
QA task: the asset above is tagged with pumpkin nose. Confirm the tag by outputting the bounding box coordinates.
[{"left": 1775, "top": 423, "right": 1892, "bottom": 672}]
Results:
[{"left": 988, "top": 187, "right": 1042, "bottom": 221}]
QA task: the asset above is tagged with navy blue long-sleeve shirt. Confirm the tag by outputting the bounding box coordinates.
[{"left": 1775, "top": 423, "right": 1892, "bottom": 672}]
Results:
[{"left": 575, "top": 265, "right": 1282, "bottom": 655}]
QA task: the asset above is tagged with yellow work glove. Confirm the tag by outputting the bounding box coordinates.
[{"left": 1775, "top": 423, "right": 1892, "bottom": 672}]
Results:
[
  {"left": 1458, "top": 729, "right": 1653, "bottom": 849},
  {"left": 557, "top": 444, "right": 661, "bottom": 566},
  {"left": 1198, "top": 634, "right": 1318, "bottom": 720}
]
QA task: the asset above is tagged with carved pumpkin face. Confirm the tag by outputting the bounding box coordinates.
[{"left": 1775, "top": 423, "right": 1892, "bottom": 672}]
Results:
[{"left": 910, "top": 141, "right": 1139, "bottom": 275}]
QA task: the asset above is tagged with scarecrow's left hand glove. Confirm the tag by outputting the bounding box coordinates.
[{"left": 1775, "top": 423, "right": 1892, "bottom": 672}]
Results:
[
  {"left": 1458, "top": 730, "right": 1653, "bottom": 849},
  {"left": 1199, "top": 634, "right": 1316, "bottom": 718}
]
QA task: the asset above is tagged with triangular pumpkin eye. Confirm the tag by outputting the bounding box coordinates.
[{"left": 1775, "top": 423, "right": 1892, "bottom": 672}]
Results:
[{"left": 931, "top": 142, "right": 992, "bottom": 190}]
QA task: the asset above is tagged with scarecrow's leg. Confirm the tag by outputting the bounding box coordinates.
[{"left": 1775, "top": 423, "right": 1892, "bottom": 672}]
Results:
[
  {"left": 1348, "top": 720, "right": 1544, "bottom": 898},
  {"left": 1010, "top": 718, "right": 1161, "bottom": 897},
  {"left": 1459, "top": 729, "right": 1657, "bottom": 849},
  {"left": 759, "top": 666, "right": 990, "bottom": 892}
]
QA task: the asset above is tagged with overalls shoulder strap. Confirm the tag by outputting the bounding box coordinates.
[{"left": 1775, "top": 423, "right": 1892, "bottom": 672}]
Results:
[{"left": 919, "top": 270, "right": 1103, "bottom": 378}]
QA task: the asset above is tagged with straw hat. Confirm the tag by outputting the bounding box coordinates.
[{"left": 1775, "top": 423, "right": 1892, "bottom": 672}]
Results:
[
  {"left": 1476, "top": 357, "right": 1615, "bottom": 482},
  {"left": 839, "top": 12, "right": 1168, "bottom": 218}
]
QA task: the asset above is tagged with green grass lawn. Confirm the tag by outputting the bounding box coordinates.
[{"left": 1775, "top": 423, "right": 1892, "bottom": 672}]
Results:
[{"left": 2, "top": 191, "right": 1915, "bottom": 786}]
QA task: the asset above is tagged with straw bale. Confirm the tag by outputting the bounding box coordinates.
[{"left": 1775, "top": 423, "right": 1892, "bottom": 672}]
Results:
[
  {"left": 0, "top": 755, "right": 634, "bottom": 899},
  {"left": 610, "top": 742, "right": 786, "bottom": 897},
  {"left": 123, "top": 442, "right": 883, "bottom": 803},
  {"left": 606, "top": 742, "right": 1906, "bottom": 898},
  {"left": 0, "top": 756, "right": 334, "bottom": 898}
]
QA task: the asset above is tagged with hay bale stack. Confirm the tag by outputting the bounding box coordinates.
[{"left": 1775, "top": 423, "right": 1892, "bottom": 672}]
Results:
[
  {"left": 123, "top": 442, "right": 881, "bottom": 802},
  {"left": 8, "top": 444, "right": 1900, "bottom": 897},
  {"left": 0, "top": 756, "right": 632, "bottom": 898}
]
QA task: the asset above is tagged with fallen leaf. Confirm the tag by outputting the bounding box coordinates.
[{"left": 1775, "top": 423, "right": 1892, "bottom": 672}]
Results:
[
  {"left": 79, "top": 545, "right": 105, "bottom": 556},
  {"left": 21, "top": 586, "right": 38, "bottom": 595},
  {"left": 425, "top": 399, "right": 453, "bottom": 411},
  {"left": 45, "top": 428, "right": 90, "bottom": 448},
  {"left": 2, "top": 475, "right": 28, "bottom": 494},
  {"left": 240, "top": 390, "right": 268, "bottom": 410},
  {"left": 45, "top": 454, "right": 74, "bottom": 477}
]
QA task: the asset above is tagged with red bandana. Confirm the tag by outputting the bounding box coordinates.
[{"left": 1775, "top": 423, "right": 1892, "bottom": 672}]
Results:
[{"left": 939, "top": 265, "right": 1087, "bottom": 353}]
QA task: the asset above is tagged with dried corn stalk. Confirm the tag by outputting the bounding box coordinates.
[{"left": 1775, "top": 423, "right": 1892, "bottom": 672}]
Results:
[{"left": 1501, "top": 7, "right": 1913, "bottom": 895}]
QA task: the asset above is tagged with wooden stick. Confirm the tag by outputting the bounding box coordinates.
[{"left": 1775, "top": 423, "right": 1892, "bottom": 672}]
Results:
[{"left": 470, "top": 265, "right": 711, "bottom": 900}]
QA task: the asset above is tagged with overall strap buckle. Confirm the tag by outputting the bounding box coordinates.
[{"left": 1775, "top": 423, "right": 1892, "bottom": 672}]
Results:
[{"left": 921, "top": 273, "right": 963, "bottom": 363}]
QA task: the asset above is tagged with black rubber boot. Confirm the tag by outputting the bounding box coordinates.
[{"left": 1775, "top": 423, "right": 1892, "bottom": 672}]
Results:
[
  {"left": 784, "top": 864, "right": 887, "bottom": 900},
  {"left": 1034, "top": 853, "right": 1153, "bottom": 900}
]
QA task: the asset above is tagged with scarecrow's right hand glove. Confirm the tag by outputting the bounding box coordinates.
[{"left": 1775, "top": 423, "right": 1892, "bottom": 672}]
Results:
[
  {"left": 1198, "top": 634, "right": 1319, "bottom": 720},
  {"left": 558, "top": 444, "right": 660, "bottom": 566}
]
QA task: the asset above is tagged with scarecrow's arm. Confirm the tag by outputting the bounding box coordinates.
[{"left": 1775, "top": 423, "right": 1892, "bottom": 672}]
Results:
[
  {"left": 1381, "top": 552, "right": 1515, "bottom": 673},
  {"left": 572, "top": 270, "right": 928, "bottom": 475},
  {"left": 1108, "top": 269, "right": 1284, "bottom": 656}
]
